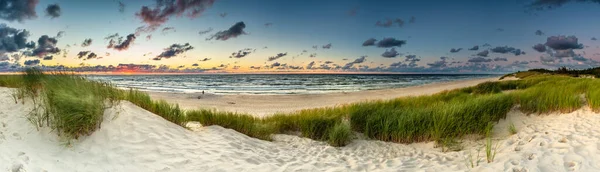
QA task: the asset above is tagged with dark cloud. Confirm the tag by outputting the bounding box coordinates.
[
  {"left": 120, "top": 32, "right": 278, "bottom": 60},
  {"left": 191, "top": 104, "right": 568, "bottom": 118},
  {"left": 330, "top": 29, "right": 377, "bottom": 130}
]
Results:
[
  {"left": 155, "top": 43, "right": 194, "bottom": 60},
  {"left": 206, "top": 21, "right": 246, "bottom": 41},
  {"left": 0, "top": 24, "right": 34, "bottom": 55},
  {"left": 376, "top": 38, "right": 406, "bottom": 48},
  {"left": 77, "top": 51, "right": 90, "bottom": 59},
  {"left": 23, "top": 59, "right": 39, "bottom": 66},
  {"left": 118, "top": 1, "right": 125, "bottom": 13},
  {"left": 199, "top": 58, "right": 211, "bottom": 61},
  {"left": 381, "top": 48, "right": 400, "bottom": 58},
  {"left": 192, "top": 63, "right": 199, "bottom": 67},
  {"left": 30, "top": 35, "right": 60, "bottom": 57},
  {"left": 161, "top": 27, "right": 176, "bottom": 34},
  {"left": 375, "top": 18, "right": 405, "bottom": 28},
  {"left": 268, "top": 52, "right": 287, "bottom": 61},
  {"left": 0, "top": 0, "right": 39, "bottom": 22},
  {"left": 527, "top": 0, "right": 600, "bottom": 10},
  {"left": 342, "top": 56, "right": 367, "bottom": 69},
  {"left": 493, "top": 57, "right": 508, "bottom": 61},
  {"left": 198, "top": 27, "right": 212, "bottom": 35},
  {"left": 468, "top": 57, "right": 492, "bottom": 63},
  {"left": 490, "top": 46, "right": 522, "bottom": 56},
  {"left": 107, "top": 34, "right": 136, "bottom": 51},
  {"left": 309, "top": 53, "right": 317, "bottom": 58},
  {"left": 545, "top": 35, "right": 583, "bottom": 50},
  {"left": 230, "top": 48, "right": 252, "bottom": 58},
  {"left": 264, "top": 23, "right": 273, "bottom": 27},
  {"left": 553, "top": 49, "right": 576, "bottom": 58},
  {"left": 535, "top": 30, "right": 544, "bottom": 36},
  {"left": 348, "top": 7, "right": 358, "bottom": 16},
  {"left": 496, "top": 28, "right": 504, "bottom": 32},
  {"left": 56, "top": 31, "right": 65, "bottom": 38},
  {"left": 476, "top": 50, "right": 489, "bottom": 57},
  {"left": 146, "top": 35, "right": 152, "bottom": 40},
  {"left": 409, "top": 16, "right": 416, "bottom": 23},
  {"left": 572, "top": 55, "right": 588, "bottom": 62},
  {"left": 322, "top": 43, "right": 332, "bottom": 49},
  {"left": 532, "top": 43, "right": 547, "bottom": 53},
  {"left": 450, "top": 48, "right": 462, "bottom": 53},
  {"left": 306, "top": 61, "right": 315, "bottom": 69},
  {"left": 362, "top": 38, "right": 376, "bottom": 46},
  {"left": 136, "top": 0, "right": 215, "bottom": 32},
  {"left": 427, "top": 58, "right": 448, "bottom": 68},
  {"left": 81, "top": 38, "right": 92, "bottom": 47},
  {"left": 42, "top": 55, "right": 52, "bottom": 60},
  {"left": 0, "top": 54, "right": 8, "bottom": 61},
  {"left": 219, "top": 12, "right": 227, "bottom": 18},
  {"left": 592, "top": 37, "right": 597, "bottom": 41},
  {"left": 45, "top": 4, "right": 60, "bottom": 18},
  {"left": 468, "top": 45, "right": 479, "bottom": 51}
]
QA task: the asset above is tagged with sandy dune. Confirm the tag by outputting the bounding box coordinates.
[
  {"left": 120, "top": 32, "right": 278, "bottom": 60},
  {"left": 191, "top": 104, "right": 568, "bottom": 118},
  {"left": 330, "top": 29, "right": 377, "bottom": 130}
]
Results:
[
  {"left": 3, "top": 86, "right": 600, "bottom": 171},
  {"left": 148, "top": 77, "right": 500, "bottom": 116}
]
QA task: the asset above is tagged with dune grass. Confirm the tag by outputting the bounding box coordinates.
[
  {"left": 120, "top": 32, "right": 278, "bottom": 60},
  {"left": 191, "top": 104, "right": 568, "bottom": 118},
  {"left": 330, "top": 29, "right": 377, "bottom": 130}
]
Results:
[{"left": 1, "top": 69, "right": 599, "bottom": 147}]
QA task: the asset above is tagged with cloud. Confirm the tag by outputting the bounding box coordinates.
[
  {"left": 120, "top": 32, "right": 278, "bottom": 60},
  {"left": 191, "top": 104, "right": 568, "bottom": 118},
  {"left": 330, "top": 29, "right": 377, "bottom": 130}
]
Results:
[
  {"left": 56, "top": 31, "right": 65, "bottom": 38},
  {"left": 593, "top": 37, "right": 597, "bottom": 41},
  {"left": 375, "top": 18, "right": 405, "bottom": 28},
  {"left": 348, "top": 7, "right": 358, "bottom": 16},
  {"left": 206, "top": 21, "right": 246, "bottom": 41},
  {"left": 81, "top": 38, "right": 92, "bottom": 47},
  {"left": 427, "top": 57, "right": 448, "bottom": 68},
  {"left": 118, "top": 1, "right": 125, "bottom": 13},
  {"left": 0, "top": 24, "right": 34, "bottom": 55},
  {"left": 545, "top": 35, "right": 583, "bottom": 50},
  {"left": 309, "top": 53, "right": 317, "bottom": 58},
  {"left": 532, "top": 43, "right": 547, "bottom": 52},
  {"left": 107, "top": 34, "right": 136, "bottom": 51},
  {"left": 45, "top": 4, "right": 60, "bottom": 18},
  {"left": 553, "top": 49, "right": 576, "bottom": 58},
  {"left": 230, "top": 48, "right": 252, "bottom": 58},
  {"left": 192, "top": 63, "right": 199, "bottom": 67},
  {"left": 0, "top": 0, "right": 39, "bottom": 22},
  {"left": 527, "top": 0, "right": 600, "bottom": 10},
  {"left": 493, "top": 57, "right": 508, "bottom": 61},
  {"left": 572, "top": 55, "right": 588, "bottom": 62},
  {"left": 535, "top": 30, "right": 544, "bottom": 36},
  {"left": 198, "top": 27, "right": 212, "bottom": 35},
  {"left": 450, "top": 48, "right": 462, "bottom": 53},
  {"left": 376, "top": 38, "right": 406, "bottom": 48},
  {"left": 342, "top": 56, "right": 367, "bottom": 69},
  {"left": 476, "top": 50, "right": 489, "bottom": 57},
  {"left": 161, "top": 27, "right": 176, "bottom": 34},
  {"left": 322, "top": 43, "right": 332, "bottom": 49},
  {"left": 23, "top": 59, "right": 39, "bottom": 66},
  {"left": 199, "top": 58, "right": 211, "bottom": 61},
  {"left": 30, "top": 35, "right": 60, "bottom": 57},
  {"left": 136, "top": 0, "right": 215, "bottom": 32},
  {"left": 468, "top": 45, "right": 479, "bottom": 51},
  {"left": 219, "top": 12, "right": 227, "bottom": 18},
  {"left": 146, "top": 35, "right": 152, "bottom": 40},
  {"left": 381, "top": 48, "right": 400, "bottom": 58},
  {"left": 268, "top": 52, "right": 287, "bottom": 61},
  {"left": 306, "top": 61, "right": 315, "bottom": 69},
  {"left": 0, "top": 54, "right": 8, "bottom": 61},
  {"left": 154, "top": 43, "right": 194, "bottom": 60},
  {"left": 264, "top": 23, "right": 273, "bottom": 27},
  {"left": 409, "top": 16, "right": 416, "bottom": 23},
  {"left": 468, "top": 57, "right": 492, "bottom": 63},
  {"left": 490, "top": 46, "right": 523, "bottom": 56},
  {"left": 362, "top": 38, "right": 376, "bottom": 46},
  {"left": 77, "top": 51, "right": 90, "bottom": 59}
]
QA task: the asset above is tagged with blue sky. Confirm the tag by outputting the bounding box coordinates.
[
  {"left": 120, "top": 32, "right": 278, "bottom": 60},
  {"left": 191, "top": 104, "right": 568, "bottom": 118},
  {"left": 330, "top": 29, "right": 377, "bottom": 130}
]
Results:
[{"left": 1, "top": 0, "right": 600, "bottom": 73}]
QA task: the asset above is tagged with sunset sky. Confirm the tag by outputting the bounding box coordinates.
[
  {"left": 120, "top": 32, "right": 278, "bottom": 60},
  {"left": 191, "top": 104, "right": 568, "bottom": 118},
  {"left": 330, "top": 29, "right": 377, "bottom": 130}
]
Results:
[{"left": 1, "top": 0, "right": 600, "bottom": 73}]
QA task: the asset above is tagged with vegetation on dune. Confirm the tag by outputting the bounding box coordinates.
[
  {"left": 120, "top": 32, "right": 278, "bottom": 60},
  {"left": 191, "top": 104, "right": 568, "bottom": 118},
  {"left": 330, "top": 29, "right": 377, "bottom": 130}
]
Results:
[{"left": 2, "top": 67, "right": 600, "bottom": 147}]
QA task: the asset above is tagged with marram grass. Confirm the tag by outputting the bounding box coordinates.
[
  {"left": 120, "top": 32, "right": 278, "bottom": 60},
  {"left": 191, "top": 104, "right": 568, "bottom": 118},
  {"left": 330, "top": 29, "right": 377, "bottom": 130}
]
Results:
[{"left": 1, "top": 69, "right": 600, "bottom": 147}]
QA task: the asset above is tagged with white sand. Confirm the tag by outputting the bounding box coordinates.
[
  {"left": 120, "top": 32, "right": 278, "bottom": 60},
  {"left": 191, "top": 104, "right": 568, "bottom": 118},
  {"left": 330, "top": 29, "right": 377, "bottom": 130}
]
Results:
[
  {"left": 3, "top": 86, "right": 600, "bottom": 171},
  {"left": 148, "top": 77, "right": 501, "bottom": 116}
]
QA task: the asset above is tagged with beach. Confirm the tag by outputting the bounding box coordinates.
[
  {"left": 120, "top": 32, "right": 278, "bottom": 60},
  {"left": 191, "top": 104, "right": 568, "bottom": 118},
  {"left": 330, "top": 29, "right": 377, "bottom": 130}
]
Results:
[
  {"left": 3, "top": 84, "right": 600, "bottom": 171},
  {"left": 147, "top": 77, "right": 501, "bottom": 116}
]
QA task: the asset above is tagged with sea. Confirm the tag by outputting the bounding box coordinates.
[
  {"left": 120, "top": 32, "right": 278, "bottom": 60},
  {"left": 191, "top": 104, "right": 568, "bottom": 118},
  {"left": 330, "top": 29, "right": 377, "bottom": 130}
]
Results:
[{"left": 86, "top": 74, "right": 498, "bottom": 95}]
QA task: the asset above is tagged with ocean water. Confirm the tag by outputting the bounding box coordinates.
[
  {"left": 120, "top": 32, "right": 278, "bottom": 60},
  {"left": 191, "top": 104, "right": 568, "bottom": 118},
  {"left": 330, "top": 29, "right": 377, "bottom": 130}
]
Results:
[{"left": 86, "top": 74, "right": 497, "bottom": 95}]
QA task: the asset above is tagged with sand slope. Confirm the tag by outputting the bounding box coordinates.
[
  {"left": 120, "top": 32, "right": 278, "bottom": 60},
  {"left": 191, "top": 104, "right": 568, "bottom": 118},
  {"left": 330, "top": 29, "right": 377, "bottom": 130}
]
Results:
[
  {"left": 148, "top": 77, "right": 500, "bottom": 116},
  {"left": 3, "top": 87, "right": 600, "bottom": 171}
]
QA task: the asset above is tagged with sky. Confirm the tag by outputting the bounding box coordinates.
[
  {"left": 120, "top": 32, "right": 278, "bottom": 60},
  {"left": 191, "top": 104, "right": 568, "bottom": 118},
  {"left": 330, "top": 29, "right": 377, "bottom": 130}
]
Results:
[{"left": 1, "top": 0, "right": 600, "bottom": 73}]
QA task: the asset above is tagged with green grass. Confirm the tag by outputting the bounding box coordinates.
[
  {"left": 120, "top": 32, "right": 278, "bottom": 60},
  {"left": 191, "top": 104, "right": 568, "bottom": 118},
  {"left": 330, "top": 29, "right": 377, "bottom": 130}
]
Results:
[
  {"left": 508, "top": 122, "right": 517, "bottom": 135},
  {"left": 1, "top": 70, "right": 599, "bottom": 147}
]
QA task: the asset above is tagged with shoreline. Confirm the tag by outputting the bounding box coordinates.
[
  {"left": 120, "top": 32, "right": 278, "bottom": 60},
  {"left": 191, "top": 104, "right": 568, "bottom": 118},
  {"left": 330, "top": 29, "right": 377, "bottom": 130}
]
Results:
[{"left": 147, "top": 77, "right": 501, "bottom": 116}]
